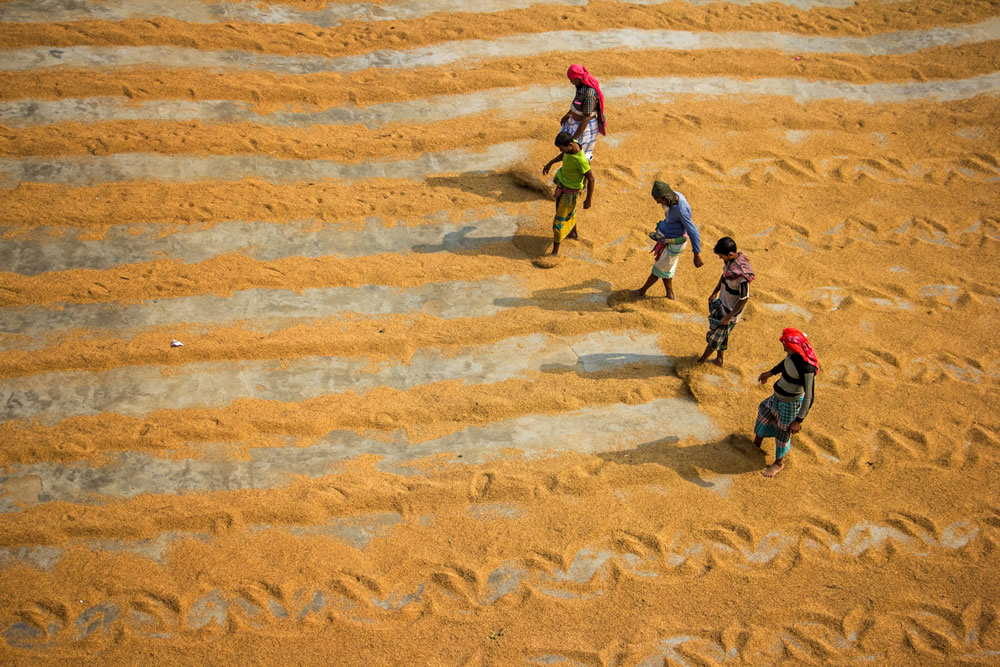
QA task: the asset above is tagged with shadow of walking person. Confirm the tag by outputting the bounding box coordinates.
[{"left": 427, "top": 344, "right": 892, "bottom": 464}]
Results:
[{"left": 597, "top": 434, "right": 767, "bottom": 493}]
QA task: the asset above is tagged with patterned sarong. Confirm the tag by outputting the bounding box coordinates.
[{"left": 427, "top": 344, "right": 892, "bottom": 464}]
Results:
[
  {"left": 706, "top": 298, "right": 737, "bottom": 351},
  {"left": 553, "top": 186, "right": 580, "bottom": 243},
  {"left": 651, "top": 237, "right": 686, "bottom": 279},
  {"left": 562, "top": 116, "right": 599, "bottom": 161},
  {"left": 754, "top": 394, "right": 804, "bottom": 459}
]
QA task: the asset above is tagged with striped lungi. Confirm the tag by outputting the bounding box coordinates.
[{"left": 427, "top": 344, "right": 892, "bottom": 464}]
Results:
[
  {"left": 562, "top": 116, "right": 599, "bottom": 161},
  {"left": 754, "top": 394, "right": 804, "bottom": 459},
  {"left": 706, "top": 298, "right": 737, "bottom": 351},
  {"left": 651, "top": 236, "right": 686, "bottom": 279}
]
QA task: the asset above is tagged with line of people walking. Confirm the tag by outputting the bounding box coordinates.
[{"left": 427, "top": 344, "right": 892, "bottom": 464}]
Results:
[{"left": 538, "top": 64, "right": 819, "bottom": 478}]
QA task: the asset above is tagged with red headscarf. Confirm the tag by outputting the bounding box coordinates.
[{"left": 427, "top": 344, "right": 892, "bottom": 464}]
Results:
[
  {"left": 567, "top": 64, "right": 607, "bottom": 136},
  {"left": 780, "top": 328, "right": 819, "bottom": 369}
]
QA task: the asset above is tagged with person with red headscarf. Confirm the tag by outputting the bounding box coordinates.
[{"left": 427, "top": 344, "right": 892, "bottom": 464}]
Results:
[
  {"left": 753, "top": 328, "right": 819, "bottom": 477},
  {"left": 560, "top": 64, "right": 606, "bottom": 161}
]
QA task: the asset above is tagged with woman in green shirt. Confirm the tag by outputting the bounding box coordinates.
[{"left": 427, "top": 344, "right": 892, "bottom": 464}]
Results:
[{"left": 542, "top": 131, "right": 595, "bottom": 255}]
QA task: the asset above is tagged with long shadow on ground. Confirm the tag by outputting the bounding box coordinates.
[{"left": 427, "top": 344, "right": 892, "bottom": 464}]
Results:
[{"left": 599, "top": 434, "right": 767, "bottom": 489}]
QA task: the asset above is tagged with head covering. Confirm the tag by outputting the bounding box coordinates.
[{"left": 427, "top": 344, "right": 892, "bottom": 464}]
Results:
[
  {"left": 780, "top": 328, "right": 819, "bottom": 368},
  {"left": 723, "top": 252, "right": 755, "bottom": 283},
  {"left": 651, "top": 180, "right": 678, "bottom": 205},
  {"left": 566, "top": 64, "right": 607, "bottom": 136}
]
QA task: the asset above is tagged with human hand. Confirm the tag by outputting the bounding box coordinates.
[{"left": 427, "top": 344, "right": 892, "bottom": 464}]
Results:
[
  {"left": 693, "top": 253, "right": 705, "bottom": 268},
  {"left": 583, "top": 199, "right": 592, "bottom": 210},
  {"left": 542, "top": 164, "right": 552, "bottom": 175},
  {"left": 757, "top": 372, "right": 770, "bottom": 384},
  {"left": 789, "top": 421, "right": 802, "bottom": 434}
]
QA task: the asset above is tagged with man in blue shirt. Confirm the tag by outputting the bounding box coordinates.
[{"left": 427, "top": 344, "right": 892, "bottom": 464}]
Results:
[{"left": 632, "top": 181, "right": 704, "bottom": 300}]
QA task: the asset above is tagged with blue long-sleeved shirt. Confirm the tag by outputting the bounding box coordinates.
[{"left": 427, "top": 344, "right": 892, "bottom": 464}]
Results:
[{"left": 654, "top": 192, "right": 701, "bottom": 254}]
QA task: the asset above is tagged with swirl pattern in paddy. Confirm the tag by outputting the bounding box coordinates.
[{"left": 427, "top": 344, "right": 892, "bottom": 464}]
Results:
[{"left": 0, "top": 0, "right": 999, "bottom": 661}]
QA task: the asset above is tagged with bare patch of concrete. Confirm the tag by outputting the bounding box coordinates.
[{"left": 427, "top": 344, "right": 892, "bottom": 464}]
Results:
[
  {"left": 0, "top": 331, "right": 670, "bottom": 423},
  {"left": 0, "top": 0, "right": 588, "bottom": 27},
  {"left": 0, "top": 214, "right": 524, "bottom": 275},
  {"left": 760, "top": 302, "right": 813, "bottom": 321},
  {"left": 6, "top": 145, "right": 996, "bottom": 191},
  {"left": 0, "top": 513, "right": 401, "bottom": 571},
  {"left": 4, "top": 73, "right": 998, "bottom": 132},
  {"left": 0, "top": 142, "right": 529, "bottom": 187},
  {"left": 0, "top": 278, "right": 525, "bottom": 343},
  {"left": 0, "top": 397, "right": 712, "bottom": 511},
  {"left": 3, "top": 20, "right": 1000, "bottom": 74}
]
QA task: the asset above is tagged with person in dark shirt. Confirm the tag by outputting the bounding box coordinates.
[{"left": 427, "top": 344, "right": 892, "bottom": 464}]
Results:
[
  {"left": 753, "top": 328, "right": 819, "bottom": 477},
  {"left": 560, "top": 64, "right": 606, "bottom": 161}
]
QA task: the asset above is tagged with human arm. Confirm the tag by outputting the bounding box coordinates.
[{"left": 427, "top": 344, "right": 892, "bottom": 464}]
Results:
[
  {"left": 708, "top": 277, "right": 723, "bottom": 302},
  {"left": 542, "top": 154, "right": 562, "bottom": 175},
  {"left": 757, "top": 359, "right": 785, "bottom": 384},
  {"left": 720, "top": 297, "right": 747, "bottom": 326},
  {"left": 677, "top": 199, "right": 703, "bottom": 266},
  {"left": 790, "top": 370, "right": 816, "bottom": 432},
  {"left": 582, "top": 170, "right": 594, "bottom": 209}
]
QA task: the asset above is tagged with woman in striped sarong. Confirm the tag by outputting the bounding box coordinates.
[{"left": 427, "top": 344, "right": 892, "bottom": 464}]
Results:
[
  {"left": 560, "top": 64, "right": 607, "bottom": 161},
  {"left": 754, "top": 328, "right": 820, "bottom": 478}
]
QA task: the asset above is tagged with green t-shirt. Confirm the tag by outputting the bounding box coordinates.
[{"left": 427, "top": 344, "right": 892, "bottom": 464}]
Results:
[{"left": 555, "top": 150, "right": 591, "bottom": 190}]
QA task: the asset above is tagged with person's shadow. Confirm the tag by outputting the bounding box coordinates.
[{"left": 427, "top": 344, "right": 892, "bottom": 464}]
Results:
[
  {"left": 597, "top": 434, "right": 766, "bottom": 490},
  {"left": 425, "top": 173, "right": 548, "bottom": 204},
  {"left": 409, "top": 225, "right": 530, "bottom": 256},
  {"left": 493, "top": 278, "right": 615, "bottom": 312}
]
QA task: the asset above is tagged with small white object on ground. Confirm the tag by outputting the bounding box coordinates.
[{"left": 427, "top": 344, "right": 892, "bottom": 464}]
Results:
[{"left": 171, "top": 340, "right": 184, "bottom": 347}]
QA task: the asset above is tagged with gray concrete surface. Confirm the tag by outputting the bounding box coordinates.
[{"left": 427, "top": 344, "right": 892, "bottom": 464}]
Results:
[
  {"left": 0, "top": 142, "right": 528, "bottom": 187},
  {"left": 0, "top": 331, "right": 671, "bottom": 423},
  {"left": 3, "top": 20, "right": 998, "bottom": 74},
  {"left": 4, "top": 146, "right": 994, "bottom": 189},
  {"left": 0, "top": 278, "right": 525, "bottom": 342},
  {"left": 0, "top": 0, "right": 587, "bottom": 26},
  {"left": 0, "top": 396, "right": 710, "bottom": 510},
  {"left": 0, "top": 0, "right": 907, "bottom": 26},
  {"left": 0, "top": 214, "right": 524, "bottom": 275},
  {"left": 5, "top": 72, "right": 999, "bottom": 131}
]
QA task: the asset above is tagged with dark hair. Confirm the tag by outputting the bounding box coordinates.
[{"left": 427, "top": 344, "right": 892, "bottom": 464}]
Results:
[
  {"left": 713, "top": 237, "right": 738, "bottom": 255},
  {"left": 554, "top": 131, "right": 575, "bottom": 148}
]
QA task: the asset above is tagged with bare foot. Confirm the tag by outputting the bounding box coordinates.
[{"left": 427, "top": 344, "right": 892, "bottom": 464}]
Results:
[
  {"left": 631, "top": 290, "right": 647, "bottom": 300},
  {"left": 696, "top": 356, "right": 709, "bottom": 364},
  {"left": 665, "top": 292, "right": 676, "bottom": 300},
  {"left": 761, "top": 462, "right": 784, "bottom": 477},
  {"left": 711, "top": 358, "right": 724, "bottom": 367}
]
